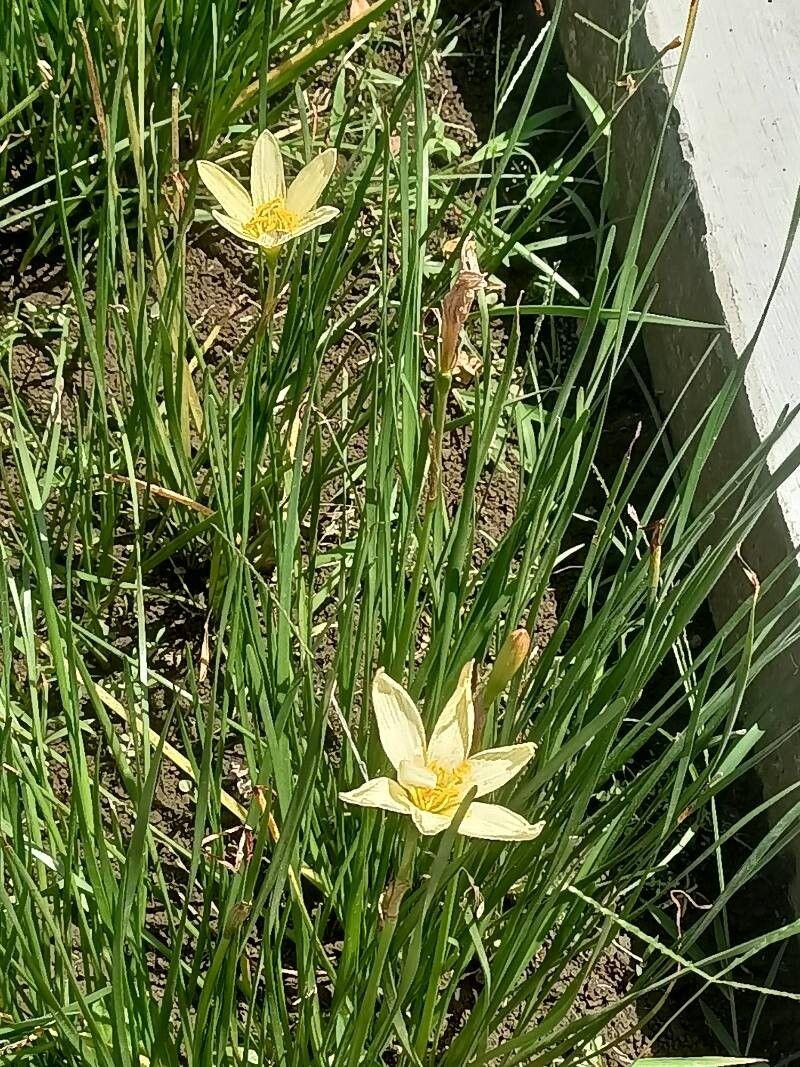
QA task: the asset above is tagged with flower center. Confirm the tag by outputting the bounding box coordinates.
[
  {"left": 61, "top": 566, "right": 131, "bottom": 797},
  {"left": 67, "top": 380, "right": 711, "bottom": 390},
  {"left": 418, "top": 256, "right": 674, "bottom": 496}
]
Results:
[
  {"left": 405, "top": 761, "right": 472, "bottom": 814},
  {"left": 243, "top": 197, "right": 300, "bottom": 238}
]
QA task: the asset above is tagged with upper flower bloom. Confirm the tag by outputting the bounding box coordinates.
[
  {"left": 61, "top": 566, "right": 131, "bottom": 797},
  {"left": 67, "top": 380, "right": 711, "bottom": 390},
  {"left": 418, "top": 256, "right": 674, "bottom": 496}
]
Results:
[
  {"left": 340, "top": 664, "right": 544, "bottom": 841},
  {"left": 196, "top": 129, "right": 340, "bottom": 249}
]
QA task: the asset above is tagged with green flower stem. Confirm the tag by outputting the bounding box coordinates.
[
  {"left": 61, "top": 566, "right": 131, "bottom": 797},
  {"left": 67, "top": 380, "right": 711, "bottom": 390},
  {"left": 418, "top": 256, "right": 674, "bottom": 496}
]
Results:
[
  {"left": 427, "top": 368, "right": 453, "bottom": 512},
  {"left": 346, "top": 824, "right": 418, "bottom": 1065},
  {"left": 255, "top": 247, "right": 281, "bottom": 342},
  {"left": 220, "top": 247, "right": 282, "bottom": 426},
  {"left": 393, "top": 368, "right": 452, "bottom": 676},
  {"left": 414, "top": 876, "right": 457, "bottom": 1059},
  {"left": 208, "top": 248, "right": 280, "bottom": 606}
]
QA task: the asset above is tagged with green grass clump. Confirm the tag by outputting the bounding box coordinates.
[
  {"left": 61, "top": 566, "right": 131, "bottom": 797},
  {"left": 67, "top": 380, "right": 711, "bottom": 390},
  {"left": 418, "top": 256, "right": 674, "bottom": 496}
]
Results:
[{"left": 1, "top": 0, "right": 799, "bottom": 1064}]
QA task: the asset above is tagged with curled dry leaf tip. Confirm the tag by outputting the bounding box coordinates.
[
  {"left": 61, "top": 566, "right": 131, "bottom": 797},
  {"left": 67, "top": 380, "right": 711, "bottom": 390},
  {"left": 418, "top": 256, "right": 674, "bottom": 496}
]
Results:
[{"left": 439, "top": 239, "right": 486, "bottom": 376}]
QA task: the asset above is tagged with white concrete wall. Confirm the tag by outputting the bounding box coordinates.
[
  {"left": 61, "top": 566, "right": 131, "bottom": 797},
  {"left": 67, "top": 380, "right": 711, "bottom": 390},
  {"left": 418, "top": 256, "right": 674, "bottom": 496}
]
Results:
[
  {"left": 558, "top": 0, "right": 800, "bottom": 910},
  {"left": 644, "top": 1, "right": 800, "bottom": 544}
]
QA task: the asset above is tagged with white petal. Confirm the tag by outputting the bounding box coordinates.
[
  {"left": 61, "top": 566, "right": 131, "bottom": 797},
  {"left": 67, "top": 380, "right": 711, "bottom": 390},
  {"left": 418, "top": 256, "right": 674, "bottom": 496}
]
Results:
[
  {"left": 457, "top": 802, "right": 545, "bottom": 842},
  {"left": 339, "top": 777, "right": 411, "bottom": 815},
  {"left": 427, "top": 662, "right": 475, "bottom": 767},
  {"left": 196, "top": 161, "right": 251, "bottom": 221},
  {"left": 285, "top": 148, "right": 337, "bottom": 217},
  {"left": 289, "top": 205, "right": 340, "bottom": 239},
  {"left": 264, "top": 207, "right": 339, "bottom": 247},
  {"left": 465, "top": 743, "right": 537, "bottom": 798},
  {"left": 251, "top": 130, "right": 285, "bottom": 205},
  {"left": 210, "top": 210, "right": 258, "bottom": 245},
  {"left": 372, "top": 670, "right": 427, "bottom": 771},
  {"left": 408, "top": 806, "right": 451, "bottom": 836},
  {"left": 398, "top": 760, "right": 437, "bottom": 789}
]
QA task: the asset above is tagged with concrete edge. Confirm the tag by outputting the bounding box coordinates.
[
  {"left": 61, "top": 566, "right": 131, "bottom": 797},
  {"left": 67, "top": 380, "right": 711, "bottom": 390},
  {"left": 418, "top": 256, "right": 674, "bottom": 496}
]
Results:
[{"left": 557, "top": 0, "right": 800, "bottom": 915}]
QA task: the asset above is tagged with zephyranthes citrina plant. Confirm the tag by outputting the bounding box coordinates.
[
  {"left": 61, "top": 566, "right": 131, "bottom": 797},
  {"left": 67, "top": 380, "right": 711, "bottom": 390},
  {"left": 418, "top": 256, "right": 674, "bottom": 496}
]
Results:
[{"left": 1, "top": 0, "right": 799, "bottom": 1064}]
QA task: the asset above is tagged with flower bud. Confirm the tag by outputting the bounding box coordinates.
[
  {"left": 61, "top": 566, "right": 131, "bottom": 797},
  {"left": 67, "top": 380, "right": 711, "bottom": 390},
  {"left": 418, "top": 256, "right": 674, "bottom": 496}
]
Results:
[
  {"left": 482, "top": 629, "right": 531, "bottom": 707},
  {"left": 223, "top": 899, "right": 251, "bottom": 939}
]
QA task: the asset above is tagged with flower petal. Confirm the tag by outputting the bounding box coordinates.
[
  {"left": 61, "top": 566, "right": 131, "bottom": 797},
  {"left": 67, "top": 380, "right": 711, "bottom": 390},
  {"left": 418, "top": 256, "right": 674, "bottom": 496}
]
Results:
[
  {"left": 289, "top": 205, "right": 340, "bottom": 239},
  {"left": 266, "top": 207, "right": 339, "bottom": 247},
  {"left": 210, "top": 210, "right": 257, "bottom": 245},
  {"left": 427, "top": 662, "right": 475, "bottom": 767},
  {"left": 408, "top": 806, "right": 452, "bottom": 836},
  {"left": 457, "top": 802, "right": 545, "bottom": 842},
  {"left": 285, "top": 148, "right": 337, "bottom": 217},
  {"left": 398, "top": 760, "right": 437, "bottom": 789},
  {"left": 465, "top": 742, "right": 537, "bottom": 798},
  {"left": 196, "top": 161, "right": 251, "bottom": 221},
  {"left": 339, "top": 777, "right": 411, "bottom": 815},
  {"left": 372, "top": 670, "right": 427, "bottom": 771},
  {"left": 251, "top": 130, "right": 285, "bottom": 205}
]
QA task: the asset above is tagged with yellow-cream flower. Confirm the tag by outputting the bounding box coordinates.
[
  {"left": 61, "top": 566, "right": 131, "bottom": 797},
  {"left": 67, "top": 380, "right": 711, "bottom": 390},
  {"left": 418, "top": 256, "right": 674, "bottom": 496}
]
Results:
[
  {"left": 340, "top": 664, "right": 544, "bottom": 840},
  {"left": 196, "top": 129, "right": 339, "bottom": 249}
]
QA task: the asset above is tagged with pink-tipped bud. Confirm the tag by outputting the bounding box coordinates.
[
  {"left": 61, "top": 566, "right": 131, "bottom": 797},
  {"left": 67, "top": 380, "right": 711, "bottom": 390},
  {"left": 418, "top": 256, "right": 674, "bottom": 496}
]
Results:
[{"left": 483, "top": 629, "right": 531, "bottom": 707}]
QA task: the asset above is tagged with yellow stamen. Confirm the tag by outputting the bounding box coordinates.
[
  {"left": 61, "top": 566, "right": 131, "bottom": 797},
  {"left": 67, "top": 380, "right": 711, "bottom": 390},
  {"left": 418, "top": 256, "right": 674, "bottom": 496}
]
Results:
[
  {"left": 243, "top": 197, "right": 300, "bottom": 238},
  {"left": 405, "top": 761, "right": 472, "bottom": 814}
]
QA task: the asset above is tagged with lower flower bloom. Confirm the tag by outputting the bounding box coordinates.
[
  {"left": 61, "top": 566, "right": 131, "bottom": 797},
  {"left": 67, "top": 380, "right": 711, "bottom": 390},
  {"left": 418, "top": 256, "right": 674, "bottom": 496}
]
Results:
[{"left": 339, "top": 664, "right": 544, "bottom": 841}]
